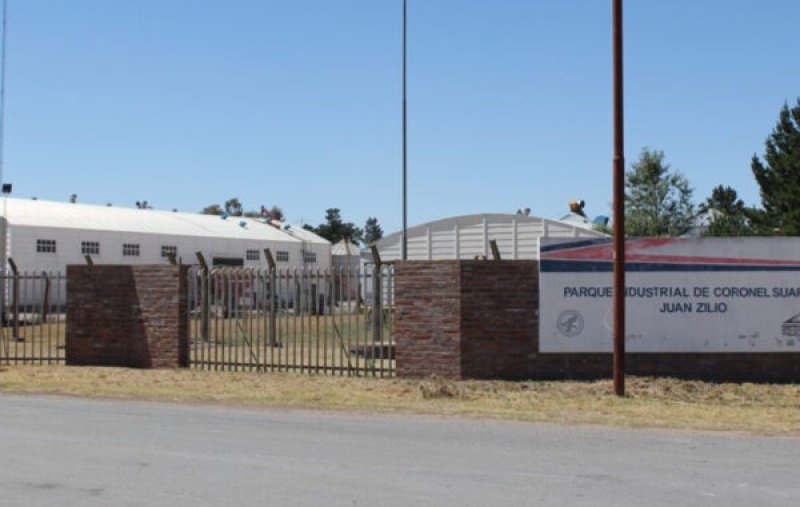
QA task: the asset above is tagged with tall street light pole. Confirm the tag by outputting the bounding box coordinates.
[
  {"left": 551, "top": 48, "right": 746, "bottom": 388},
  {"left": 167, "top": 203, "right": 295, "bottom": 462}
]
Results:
[
  {"left": 0, "top": 0, "right": 6, "bottom": 189},
  {"left": 612, "top": 0, "right": 626, "bottom": 396},
  {"left": 0, "top": 0, "right": 8, "bottom": 322},
  {"left": 401, "top": 0, "right": 408, "bottom": 260}
]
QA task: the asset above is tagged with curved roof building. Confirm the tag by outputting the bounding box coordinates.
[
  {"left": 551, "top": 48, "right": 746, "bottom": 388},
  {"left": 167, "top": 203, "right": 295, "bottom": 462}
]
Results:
[{"left": 373, "top": 213, "right": 607, "bottom": 261}]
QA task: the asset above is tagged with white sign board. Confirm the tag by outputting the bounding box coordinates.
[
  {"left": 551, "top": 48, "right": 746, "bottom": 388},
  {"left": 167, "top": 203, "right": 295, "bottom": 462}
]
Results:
[{"left": 539, "top": 238, "right": 800, "bottom": 353}]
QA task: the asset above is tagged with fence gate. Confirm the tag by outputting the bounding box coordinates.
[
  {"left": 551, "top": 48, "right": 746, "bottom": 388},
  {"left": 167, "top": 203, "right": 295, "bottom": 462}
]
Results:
[
  {"left": 187, "top": 265, "right": 395, "bottom": 377},
  {"left": 0, "top": 268, "right": 66, "bottom": 365}
]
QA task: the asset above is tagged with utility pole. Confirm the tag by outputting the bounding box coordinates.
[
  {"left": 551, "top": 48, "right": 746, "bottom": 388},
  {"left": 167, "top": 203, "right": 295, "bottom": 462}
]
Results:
[{"left": 612, "top": 0, "right": 626, "bottom": 397}]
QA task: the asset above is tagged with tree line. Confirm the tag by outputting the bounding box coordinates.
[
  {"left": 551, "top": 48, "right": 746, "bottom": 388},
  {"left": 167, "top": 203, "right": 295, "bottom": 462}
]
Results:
[
  {"left": 201, "top": 200, "right": 384, "bottom": 247},
  {"left": 621, "top": 99, "right": 800, "bottom": 237}
]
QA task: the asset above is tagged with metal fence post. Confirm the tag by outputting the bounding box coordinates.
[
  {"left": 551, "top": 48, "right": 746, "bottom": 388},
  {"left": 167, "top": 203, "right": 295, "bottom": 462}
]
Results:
[
  {"left": 264, "top": 249, "right": 278, "bottom": 347},
  {"left": 8, "top": 257, "right": 18, "bottom": 340},
  {"left": 195, "top": 252, "right": 210, "bottom": 343},
  {"left": 369, "top": 246, "right": 383, "bottom": 344},
  {"left": 41, "top": 271, "right": 50, "bottom": 323}
]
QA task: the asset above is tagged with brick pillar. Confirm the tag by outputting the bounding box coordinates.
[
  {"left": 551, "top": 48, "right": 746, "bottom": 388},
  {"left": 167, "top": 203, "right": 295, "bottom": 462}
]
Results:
[
  {"left": 394, "top": 260, "right": 538, "bottom": 379},
  {"left": 394, "top": 262, "right": 463, "bottom": 378},
  {"left": 66, "top": 265, "right": 189, "bottom": 368},
  {"left": 459, "top": 261, "right": 538, "bottom": 379}
]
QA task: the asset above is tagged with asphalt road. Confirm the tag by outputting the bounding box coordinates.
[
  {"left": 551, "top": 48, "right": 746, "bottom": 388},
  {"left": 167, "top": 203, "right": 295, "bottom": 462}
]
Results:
[{"left": 0, "top": 394, "right": 797, "bottom": 506}]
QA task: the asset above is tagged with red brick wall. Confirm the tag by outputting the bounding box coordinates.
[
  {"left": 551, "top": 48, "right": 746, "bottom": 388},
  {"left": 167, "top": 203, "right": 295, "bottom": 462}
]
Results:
[
  {"left": 459, "top": 261, "right": 538, "bottom": 378},
  {"left": 522, "top": 353, "right": 800, "bottom": 382},
  {"left": 66, "top": 265, "right": 189, "bottom": 368},
  {"left": 394, "top": 262, "right": 463, "bottom": 378},
  {"left": 394, "top": 260, "right": 538, "bottom": 379},
  {"left": 394, "top": 260, "right": 800, "bottom": 382}
]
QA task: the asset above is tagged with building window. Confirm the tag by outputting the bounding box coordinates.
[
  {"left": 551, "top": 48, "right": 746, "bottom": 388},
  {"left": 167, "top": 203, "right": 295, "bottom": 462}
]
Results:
[
  {"left": 161, "top": 245, "right": 177, "bottom": 258},
  {"left": 81, "top": 241, "right": 100, "bottom": 255},
  {"left": 276, "top": 251, "right": 289, "bottom": 262},
  {"left": 36, "top": 239, "right": 57, "bottom": 253},
  {"left": 123, "top": 243, "right": 140, "bottom": 256},
  {"left": 303, "top": 251, "right": 317, "bottom": 263},
  {"left": 246, "top": 249, "right": 259, "bottom": 261}
]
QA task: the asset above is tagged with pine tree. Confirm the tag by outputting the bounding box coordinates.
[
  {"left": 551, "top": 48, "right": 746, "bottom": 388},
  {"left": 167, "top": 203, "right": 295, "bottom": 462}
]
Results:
[
  {"left": 268, "top": 205, "right": 284, "bottom": 221},
  {"left": 699, "top": 185, "right": 759, "bottom": 236},
  {"left": 624, "top": 148, "right": 694, "bottom": 237},
  {"left": 224, "top": 198, "right": 244, "bottom": 217},
  {"left": 751, "top": 99, "right": 800, "bottom": 235},
  {"left": 201, "top": 203, "right": 223, "bottom": 215},
  {"left": 309, "top": 208, "right": 364, "bottom": 245},
  {"left": 363, "top": 217, "right": 383, "bottom": 245}
]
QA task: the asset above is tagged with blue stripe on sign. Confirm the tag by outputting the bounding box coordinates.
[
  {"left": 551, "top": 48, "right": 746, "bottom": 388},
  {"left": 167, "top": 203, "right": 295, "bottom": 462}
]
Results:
[
  {"left": 539, "top": 260, "right": 800, "bottom": 273},
  {"left": 539, "top": 239, "right": 610, "bottom": 253},
  {"left": 540, "top": 260, "right": 612, "bottom": 272}
]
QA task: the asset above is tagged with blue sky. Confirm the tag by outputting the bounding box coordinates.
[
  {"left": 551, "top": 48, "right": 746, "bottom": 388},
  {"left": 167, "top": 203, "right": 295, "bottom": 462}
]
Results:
[{"left": 2, "top": 1, "right": 798, "bottom": 235}]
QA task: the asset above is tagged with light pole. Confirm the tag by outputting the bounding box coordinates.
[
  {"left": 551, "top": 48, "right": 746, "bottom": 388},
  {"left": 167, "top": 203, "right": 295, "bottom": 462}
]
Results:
[
  {"left": 0, "top": 0, "right": 7, "bottom": 198},
  {"left": 0, "top": 0, "right": 8, "bottom": 324},
  {"left": 1, "top": 183, "right": 8, "bottom": 328},
  {"left": 401, "top": 0, "right": 408, "bottom": 260}
]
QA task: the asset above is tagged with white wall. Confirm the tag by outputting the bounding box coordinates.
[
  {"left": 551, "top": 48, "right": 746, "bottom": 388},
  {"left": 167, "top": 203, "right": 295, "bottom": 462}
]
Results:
[
  {"left": 376, "top": 214, "right": 606, "bottom": 261},
  {"left": 7, "top": 224, "right": 331, "bottom": 273}
]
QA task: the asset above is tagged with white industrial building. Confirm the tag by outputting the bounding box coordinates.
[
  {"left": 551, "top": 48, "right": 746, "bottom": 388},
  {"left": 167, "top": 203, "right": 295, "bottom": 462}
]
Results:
[
  {"left": 331, "top": 238, "right": 364, "bottom": 271},
  {"left": 372, "top": 213, "right": 608, "bottom": 261},
  {"left": 0, "top": 197, "right": 331, "bottom": 273},
  {"left": 0, "top": 199, "right": 608, "bottom": 311}
]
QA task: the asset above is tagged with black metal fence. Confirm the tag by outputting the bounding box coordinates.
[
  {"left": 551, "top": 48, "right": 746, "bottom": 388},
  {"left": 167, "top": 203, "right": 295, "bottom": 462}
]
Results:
[
  {"left": 0, "top": 263, "right": 396, "bottom": 376},
  {"left": 187, "top": 264, "right": 395, "bottom": 377},
  {"left": 0, "top": 268, "right": 67, "bottom": 365}
]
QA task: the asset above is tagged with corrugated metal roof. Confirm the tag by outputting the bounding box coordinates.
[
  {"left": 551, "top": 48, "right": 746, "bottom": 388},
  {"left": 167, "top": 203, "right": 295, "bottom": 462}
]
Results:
[
  {"left": 0, "top": 198, "right": 329, "bottom": 244},
  {"left": 279, "top": 223, "right": 331, "bottom": 245},
  {"left": 331, "top": 239, "right": 362, "bottom": 256},
  {"left": 375, "top": 213, "right": 608, "bottom": 261}
]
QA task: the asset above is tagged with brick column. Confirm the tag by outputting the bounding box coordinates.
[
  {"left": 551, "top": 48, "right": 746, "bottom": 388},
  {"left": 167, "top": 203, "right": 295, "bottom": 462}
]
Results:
[
  {"left": 66, "top": 265, "right": 189, "bottom": 368},
  {"left": 394, "top": 260, "right": 538, "bottom": 379},
  {"left": 394, "top": 262, "right": 462, "bottom": 378},
  {"left": 459, "top": 261, "right": 538, "bottom": 378}
]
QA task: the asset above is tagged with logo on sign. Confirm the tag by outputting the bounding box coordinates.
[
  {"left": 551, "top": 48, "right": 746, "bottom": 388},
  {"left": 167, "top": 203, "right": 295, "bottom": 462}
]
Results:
[
  {"left": 781, "top": 312, "right": 800, "bottom": 337},
  {"left": 557, "top": 310, "right": 584, "bottom": 337}
]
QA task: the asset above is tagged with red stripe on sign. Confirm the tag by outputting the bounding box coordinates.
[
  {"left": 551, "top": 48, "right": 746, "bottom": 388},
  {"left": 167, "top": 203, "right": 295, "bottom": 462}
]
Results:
[{"left": 541, "top": 238, "right": 800, "bottom": 267}]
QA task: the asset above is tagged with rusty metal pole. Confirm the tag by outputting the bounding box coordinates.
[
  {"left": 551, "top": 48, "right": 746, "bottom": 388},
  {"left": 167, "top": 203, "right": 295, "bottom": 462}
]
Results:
[{"left": 612, "top": 0, "right": 626, "bottom": 396}]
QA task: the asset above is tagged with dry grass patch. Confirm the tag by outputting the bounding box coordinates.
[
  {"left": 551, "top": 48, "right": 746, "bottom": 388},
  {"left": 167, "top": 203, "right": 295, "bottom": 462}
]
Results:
[{"left": 1, "top": 365, "right": 798, "bottom": 435}]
